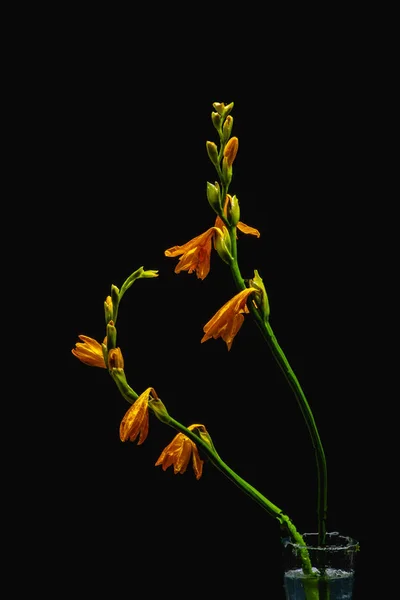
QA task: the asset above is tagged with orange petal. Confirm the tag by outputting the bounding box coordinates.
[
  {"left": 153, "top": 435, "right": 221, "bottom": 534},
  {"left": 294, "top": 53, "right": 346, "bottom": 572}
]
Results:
[
  {"left": 237, "top": 221, "right": 260, "bottom": 238},
  {"left": 191, "top": 443, "right": 204, "bottom": 480},
  {"left": 174, "top": 437, "right": 192, "bottom": 474}
]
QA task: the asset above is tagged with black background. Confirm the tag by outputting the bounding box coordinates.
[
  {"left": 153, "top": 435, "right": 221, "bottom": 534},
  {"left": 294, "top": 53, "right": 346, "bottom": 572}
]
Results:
[{"left": 27, "top": 13, "right": 391, "bottom": 598}]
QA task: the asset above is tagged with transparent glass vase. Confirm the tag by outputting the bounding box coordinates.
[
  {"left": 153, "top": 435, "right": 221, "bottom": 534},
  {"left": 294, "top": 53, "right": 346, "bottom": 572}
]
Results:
[{"left": 282, "top": 532, "right": 359, "bottom": 600}]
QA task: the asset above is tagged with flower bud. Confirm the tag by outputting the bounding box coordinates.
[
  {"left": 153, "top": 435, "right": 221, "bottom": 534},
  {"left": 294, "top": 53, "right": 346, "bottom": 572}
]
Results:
[
  {"left": 111, "top": 284, "right": 119, "bottom": 306},
  {"left": 223, "top": 136, "right": 239, "bottom": 167},
  {"left": 213, "top": 227, "right": 233, "bottom": 264},
  {"left": 206, "top": 181, "right": 221, "bottom": 213},
  {"left": 212, "top": 102, "right": 225, "bottom": 116},
  {"left": 107, "top": 320, "right": 117, "bottom": 349},
  {"left": 222, "top": 157, "right": 232, "bottom": 186},
  {"left": 211, "top": 111, "right": 222, "bottom": 132},
  {"left": 226, "top": 194, "right": 240, "bottom": 226},
  {"left": 104, "top": 295, "right": 113, "bottom": 324},
  {"left": 213, "top": 101, "right": 234, "bottom": 117},
  {"left": 222, "top": 115, "right": 233, "bottom": 143},
  {"left": 206, "top": 141, "right": 219, "bottom": 167}
]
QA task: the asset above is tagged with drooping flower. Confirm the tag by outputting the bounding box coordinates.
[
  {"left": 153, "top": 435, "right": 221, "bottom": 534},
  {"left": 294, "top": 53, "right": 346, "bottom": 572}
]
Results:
[
  {"left": 119, "top": 387, "right": 157, "bottom": 445},
  {"left": 72, "top": 335, "right": 107, "bottom": 368},
  {"left": 201, "top": 287, "right": 258, "bottom": 351},
  {"left": 155, "top": 424, "right": 206, "bottom": 480},
  {"left": 165, "top": 227, "right": 218, "bottom": 280}
]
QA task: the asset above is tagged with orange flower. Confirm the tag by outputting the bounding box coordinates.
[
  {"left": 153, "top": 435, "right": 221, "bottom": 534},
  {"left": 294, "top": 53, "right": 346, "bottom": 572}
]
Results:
[
  {"left": 155, "top": 424, "right": 205, "bottom": 480},
  {"left": 201, "top": 287, "right": 258, "bottom": 351},
  {"left": 72, "top": 335, "right": 107, "bottom": 368},
  {"left": 165, "top": 227, "right": 218, "bottom": 280},
  {"left": 119, "top": 387, "right": 157, "bottom": 445}
]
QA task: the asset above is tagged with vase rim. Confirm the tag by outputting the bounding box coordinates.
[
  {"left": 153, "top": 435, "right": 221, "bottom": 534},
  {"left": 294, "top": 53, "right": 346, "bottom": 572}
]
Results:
[{"left": 283, "top": 531, "right": 359, "bottom": 552}]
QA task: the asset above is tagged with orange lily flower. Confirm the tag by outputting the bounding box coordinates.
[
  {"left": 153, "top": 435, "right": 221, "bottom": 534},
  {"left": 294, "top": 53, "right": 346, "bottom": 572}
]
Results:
[
  {"left": 165, "top": 195, "right": 260, "bottom": 279},
  {"left": 155, "top": 424, "right": 205, "bottom": 480},
  {"left": 201, "top": 287, "right": 258, "bottom": 351},
  {"left": 119, "top": 386, "right": 157, "bottom": 445},
  {"left": 72, "top": 335, "right": 107, "bottom": 368},
  {"left": 165, "top": 227, "right": 218, "bottom": 280}
]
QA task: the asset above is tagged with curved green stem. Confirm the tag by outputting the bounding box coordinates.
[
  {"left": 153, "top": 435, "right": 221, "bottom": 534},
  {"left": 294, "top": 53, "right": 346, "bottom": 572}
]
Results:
[
  {"left": 155, "top": 414, "right": 314, "bottom": 577},
  {"left": 228, "top": 227, "right": 328, "bottom": 546}
]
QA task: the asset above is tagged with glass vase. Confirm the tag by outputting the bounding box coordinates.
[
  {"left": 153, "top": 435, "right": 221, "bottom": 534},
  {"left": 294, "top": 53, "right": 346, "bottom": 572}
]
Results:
[{"left": 282, "top": 532, "right": 359, "bottom": 600}]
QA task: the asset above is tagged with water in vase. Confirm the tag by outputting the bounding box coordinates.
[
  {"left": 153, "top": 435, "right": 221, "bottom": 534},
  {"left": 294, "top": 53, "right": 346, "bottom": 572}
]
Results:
[{"left": 284, "top": 567, "right": 354, "bottom": 600}]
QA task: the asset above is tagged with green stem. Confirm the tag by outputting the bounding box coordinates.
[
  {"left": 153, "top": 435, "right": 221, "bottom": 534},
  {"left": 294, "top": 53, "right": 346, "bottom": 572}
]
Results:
[
  {"left": 228, "top": 228, "right": 328, "bottom": 546},
  {"left": 111, "top": 367, "right": 313, "bottom": 570},
  {"left": 157, "top": 414, "right": 314, "bottom": 577}
]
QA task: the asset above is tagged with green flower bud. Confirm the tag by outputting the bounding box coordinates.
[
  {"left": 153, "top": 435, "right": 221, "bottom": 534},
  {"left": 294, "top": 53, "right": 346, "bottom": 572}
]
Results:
[
  {"left": 206, "top": 141, "right": 219, "bottom": 167},
  {"left": 211, "top": 111, "right": 222, "bottom": 132},
  {"left": 213, "top": 101, "right": 234, "bottom": 117},
  {"left": 222, "top": 157, "right": 232, "bottom": 187},
  {"left": 104, "top": 296, "right": 113, "bottom": 324},
  {"left": 107, "top": 320, "right": 117, "bottom": 350},
  {"left": 206, "top": 181, "right": 221, "bottom": 213},
  {"left": 223, "top": 102, "right": 234, "bottom": 117},
  {"left": 227, "top": 194, "right": 240, "bottom": 226},
  {"left": 213, "top": 227, "right": 233, "bottom": 264},
  {"left": 212, "top": 102, "right": 226, "bottom": 116},
  {"left": 222, "top": 115, "right": 233, "bottom": 142}
]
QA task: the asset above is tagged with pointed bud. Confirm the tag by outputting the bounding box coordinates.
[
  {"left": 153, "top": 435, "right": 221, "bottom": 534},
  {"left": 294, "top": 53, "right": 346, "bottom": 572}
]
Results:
[
  {"left": 226, "top": 194, "right": 240, "bottom": 226},
  {"left": 206, "top": 141, "right": 219, "bottom": 167},
  {"left": 213, "top": 102, "right": 234, "bottom": 118},
  {"left": 211, "top": 111, "right": 222, "bottom": 132},
  {"left": 222, "top": 157, "right": 232, "bottom": 187},
  {"left": 206, "top": 181, "right": 221, "bottom": 213},
  {"left": 104, "top": 295, "right": 113, "bottom": 324},
  {"left": 223, "top": 102, "right": 234, "bottom": 117},
  {"left": 119, "top": 267, "right": 159, "bottom": 299},
  {"left": 223, "top": 136, "right": 239, "bottom": 167},
  {"left": 222, "top": 115, "right": 233, "bottom": 143},
  {"left": 111, "top": 284, "right": 119, "bottom": 306},
  {"left": 212, "top": 102, "right": 226, "bottom": 116},
  {"left": 106, "top": 320, "right": 117, "bottom": 350},
  {"left": 213, "top": 226, "right": 233, "bottom": 264}
]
